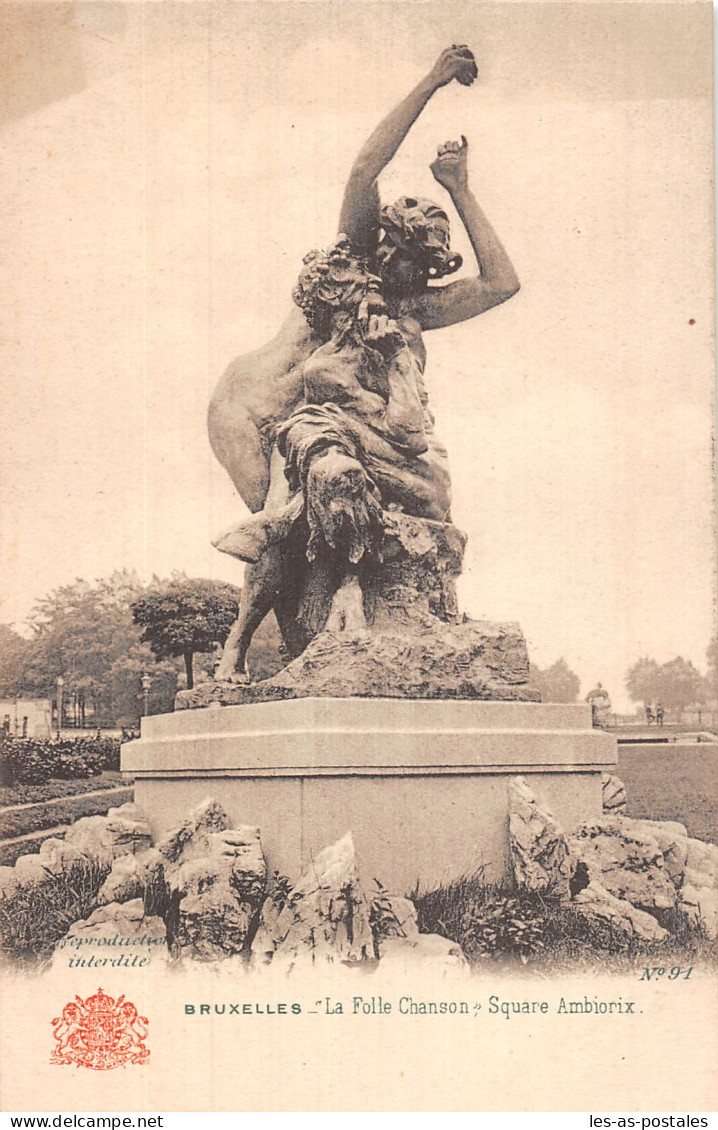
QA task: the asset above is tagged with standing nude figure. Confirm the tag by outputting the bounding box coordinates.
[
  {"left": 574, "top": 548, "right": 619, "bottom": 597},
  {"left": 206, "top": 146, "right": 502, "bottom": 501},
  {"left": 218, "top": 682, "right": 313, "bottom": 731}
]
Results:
[{"left": 208, "top": 44, "right": 520, "bottom": 681}]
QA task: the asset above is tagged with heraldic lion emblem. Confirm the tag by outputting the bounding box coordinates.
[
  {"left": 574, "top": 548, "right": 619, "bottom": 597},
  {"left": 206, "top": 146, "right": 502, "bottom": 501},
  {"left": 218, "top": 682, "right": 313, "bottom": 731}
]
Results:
[{"left": 51, "top": 988, "right": 150, "bottom": 1070}]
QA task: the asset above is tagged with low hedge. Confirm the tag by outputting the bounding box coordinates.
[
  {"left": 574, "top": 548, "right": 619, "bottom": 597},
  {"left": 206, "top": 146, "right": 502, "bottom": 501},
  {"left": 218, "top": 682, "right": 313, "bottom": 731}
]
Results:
[{"left": 0, "top": 737, "right": 122, "bottom": 787}]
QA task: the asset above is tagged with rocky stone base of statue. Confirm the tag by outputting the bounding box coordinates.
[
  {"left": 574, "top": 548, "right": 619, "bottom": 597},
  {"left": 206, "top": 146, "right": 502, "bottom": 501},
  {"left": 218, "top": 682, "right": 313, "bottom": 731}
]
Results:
[
  {"left": 3, "top": 774, "right": 716, "bottom": 969},
  {"left": 177, "top": 513, "right": 540, "bottom": 709},
  {"left": 509, "top": 774, "right": 718, "bottom": 943},
  {"left": 8, "top": 798, "right": 466, "bottom": 973}
]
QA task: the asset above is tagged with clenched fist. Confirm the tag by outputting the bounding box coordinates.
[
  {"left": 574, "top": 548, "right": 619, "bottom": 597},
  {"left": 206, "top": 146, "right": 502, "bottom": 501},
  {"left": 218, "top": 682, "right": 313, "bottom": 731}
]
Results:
[{"left": 427, "top": 45, "right": 478, "bottom": 90}]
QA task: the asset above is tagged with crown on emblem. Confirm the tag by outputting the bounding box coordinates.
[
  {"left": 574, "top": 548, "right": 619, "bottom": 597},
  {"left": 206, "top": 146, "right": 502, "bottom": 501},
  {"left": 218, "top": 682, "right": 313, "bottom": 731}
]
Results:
[{"left": 83, "top": 989, "right": 116, "bottom": 1018}]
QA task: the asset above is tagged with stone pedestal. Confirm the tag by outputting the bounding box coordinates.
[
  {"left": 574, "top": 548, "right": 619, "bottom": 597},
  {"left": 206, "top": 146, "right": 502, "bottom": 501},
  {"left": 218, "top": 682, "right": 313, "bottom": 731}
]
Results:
[{"left": 122, "top": 699, "right": 616, "bottom": 893}]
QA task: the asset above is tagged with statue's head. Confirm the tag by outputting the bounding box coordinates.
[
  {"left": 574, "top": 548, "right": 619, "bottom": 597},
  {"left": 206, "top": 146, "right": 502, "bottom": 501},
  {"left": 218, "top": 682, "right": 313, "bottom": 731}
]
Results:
[
  {"left": 377, "top": 197, "right": 462, "bottom": 296},
  {"left": 293, "top": 237, "right": 382, "bottom": 342}
]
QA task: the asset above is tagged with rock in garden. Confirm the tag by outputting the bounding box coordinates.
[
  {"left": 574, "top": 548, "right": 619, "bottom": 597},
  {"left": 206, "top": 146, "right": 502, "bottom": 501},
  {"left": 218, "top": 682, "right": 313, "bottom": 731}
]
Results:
[
  {"left": 678, "top": 838, "right": 718, "bottom": 938},
  {"left": 508, "top": 776, "right": 572, "bottom": 897},
  {"left": 250, "top": 896, "right": 284, "bottom": 967},
  {"left": 12, "top": 853, "right": 48, "bottom": 887},
  {"left": 103, "top": 803, "right": 153, "bottom": 854},
  {"left": 624, "top": 818, "right": 689, "bottom": 888},
  {"left": 679, "top": 883, "right": 718, "bottom": 940},
  {"left": 38, "top": 837, "right": 85, "bottom": 875},
  {"left": 64, "top": 803, "right": 152, "bottom": 866},
  {"left": 568, "top": 816, "right": 676, "bottom": 913},
  {"left": 684, "top": 837, "right": 718, "bottom": 884},
  {"left": 63, "top": 815, "right": 113, "bottom": 863},
  {"left": 271, "top": 832, "right": 374, "bottom": 969},
  {"left": 156, "top": 797, "right": 228, "bottom": 865},
  {"left": 53, "top": 898, "right": 168, "bottom": 968},
  {"left": 176, "top": 885, "right": 258, "bottom": 961},
  {"left": 97, "top": 848, "right": 162, "bottom": 906},
  {"left": 171, "top": 827, "right": 267, "bottom": 961},
  {"left": 601, "top": 773, "right": 627, "bottom": 814},
  {"left": 572, "top": 880, "right": 667, "bottom": 942}
]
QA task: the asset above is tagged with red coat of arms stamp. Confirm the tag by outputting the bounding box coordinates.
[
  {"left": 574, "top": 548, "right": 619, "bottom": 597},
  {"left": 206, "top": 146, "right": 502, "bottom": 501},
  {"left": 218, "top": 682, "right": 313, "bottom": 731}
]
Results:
[{"left": 51, "top": 988, "right": 150, "bottom": 1070}]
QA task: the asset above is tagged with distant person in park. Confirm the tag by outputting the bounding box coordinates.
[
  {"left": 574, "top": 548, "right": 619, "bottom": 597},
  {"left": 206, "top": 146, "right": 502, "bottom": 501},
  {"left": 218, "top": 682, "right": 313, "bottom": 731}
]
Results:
[
  {"left": 655, "top": 702, "right": 664, "bottom": 727},
  {"left": 209, "top": 44, "right": 521, "bottom": 682},
  {"left": 645, "top": 704, "right": 654, "bottom": 725}
]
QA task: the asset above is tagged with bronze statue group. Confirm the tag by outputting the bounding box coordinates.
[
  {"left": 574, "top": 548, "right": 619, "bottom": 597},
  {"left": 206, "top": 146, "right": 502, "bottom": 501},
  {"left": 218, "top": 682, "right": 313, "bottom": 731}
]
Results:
[{"left": 208, "top": 45, "right": 520, "bottom": 683}]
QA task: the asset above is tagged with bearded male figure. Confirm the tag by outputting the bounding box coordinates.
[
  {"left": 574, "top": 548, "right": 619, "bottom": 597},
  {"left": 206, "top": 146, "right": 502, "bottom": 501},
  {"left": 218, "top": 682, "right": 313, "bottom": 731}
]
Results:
[{"left": 209, "top": 44, "right": 520, "bottom": 681}]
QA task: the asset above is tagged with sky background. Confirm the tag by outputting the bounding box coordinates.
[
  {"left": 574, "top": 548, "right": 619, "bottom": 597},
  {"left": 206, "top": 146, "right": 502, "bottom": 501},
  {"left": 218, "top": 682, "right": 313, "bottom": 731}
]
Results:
[{"left": 0, "top": 0, "right": 715, "bottom": 711}]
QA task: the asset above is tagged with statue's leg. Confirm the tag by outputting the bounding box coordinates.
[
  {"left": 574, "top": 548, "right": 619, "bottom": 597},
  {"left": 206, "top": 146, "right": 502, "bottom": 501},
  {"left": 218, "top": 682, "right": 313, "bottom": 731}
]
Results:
[
  {"left": 208, "top": 406, "right": 271, "bottom": 515},
  {"left": 365, "top": 443, "right": 451, "bottom": 521},
  {"left": 214, "top": 547, "right": 283, "bottom": 682},
  {"left": 214, "top": 447, "right": 306, "bottom": 681}
]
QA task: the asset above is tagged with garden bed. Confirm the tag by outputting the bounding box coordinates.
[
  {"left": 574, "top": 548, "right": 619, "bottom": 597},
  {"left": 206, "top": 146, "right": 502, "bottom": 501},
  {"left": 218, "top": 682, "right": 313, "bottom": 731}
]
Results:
[
  {"left": 0, "top": 857, "right": 111, "bottom": 967},
  {"left": 414, "top": 873, "right": 718, "bottom": 975},
  {"left": 0, "top": 788, "right": 133, "bottom": 844},
  {"left": 0, "top": 770, "right": 129, "bottom": 809}
]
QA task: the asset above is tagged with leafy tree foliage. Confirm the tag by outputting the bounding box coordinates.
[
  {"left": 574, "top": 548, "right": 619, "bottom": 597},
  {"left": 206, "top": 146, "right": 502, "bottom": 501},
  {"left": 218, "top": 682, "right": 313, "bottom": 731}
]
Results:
[
  {"left": 529, "top": 658, "right": 581, "bottom": 703},
  {"left": 0, "top": 571, "right": 284, "bottom": 723},
  {"left": 657, "top": 657, "right": 706, "bottom": 717},
  {"left": 0, "top": 625, "right": 30, "bottom": 698},
  {"left": 2, "top": 571, "right": 180, "bottom": 724},
  {"left": 625, "top": 657, "right": 662, "bottom": 706},
  {"left": 17, "top": 571, "right": 151, "bottom": 721},
  {"left": 625, "top": 654, "right": 707, "bottom": 719},
  {"left": 132, "top": 579, "right": 241, "bottom": 689}
]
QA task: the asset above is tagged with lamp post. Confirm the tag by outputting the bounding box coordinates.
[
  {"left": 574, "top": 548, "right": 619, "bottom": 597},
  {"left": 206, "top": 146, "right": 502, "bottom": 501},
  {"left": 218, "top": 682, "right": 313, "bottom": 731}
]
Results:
[
  {"left": 56, "top": 675, "right": 65, "bottom": 740},
  {"left": 140, "top": 672, "right": 152, "bottom": 719}
]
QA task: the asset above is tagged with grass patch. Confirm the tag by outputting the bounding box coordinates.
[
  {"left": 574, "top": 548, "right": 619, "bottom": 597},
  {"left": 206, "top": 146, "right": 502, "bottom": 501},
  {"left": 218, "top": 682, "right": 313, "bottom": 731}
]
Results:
[
  {"left": 412, "top": 873, "right": 718, "bottom": 974},
  {"left": 0, "top": 858, "right": 111, "bottom": 968},
  {"left": 617, "top": 744, "right": 718, "bottom": 844},
  {"left": 0, "top": 789, "right": 133, "bottom": 841},
  {"left": 0, "top": 771, "right": 129, "bottom": 809}
]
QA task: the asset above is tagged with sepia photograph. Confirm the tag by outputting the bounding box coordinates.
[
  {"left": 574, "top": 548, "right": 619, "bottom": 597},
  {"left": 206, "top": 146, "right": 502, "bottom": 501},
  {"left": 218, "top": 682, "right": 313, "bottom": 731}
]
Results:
[{"left": 0, "top": 0, "right": 716, "bottom": 1113}]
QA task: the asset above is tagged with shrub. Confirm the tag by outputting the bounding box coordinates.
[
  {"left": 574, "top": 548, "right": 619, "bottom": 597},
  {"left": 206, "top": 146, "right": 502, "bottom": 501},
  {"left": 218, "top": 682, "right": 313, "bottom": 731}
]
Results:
[
  {"left": 460, "top": 894, "right": 545, "bottom": 960},
  {"left": 0, "top": 857, "right": 111, "bottom": 968},
  {"left": 412, "top": 873, "right": 718, "bottom": 970},
  {"left": 0, "top": 737, "right": 121, "bottom": 786}
]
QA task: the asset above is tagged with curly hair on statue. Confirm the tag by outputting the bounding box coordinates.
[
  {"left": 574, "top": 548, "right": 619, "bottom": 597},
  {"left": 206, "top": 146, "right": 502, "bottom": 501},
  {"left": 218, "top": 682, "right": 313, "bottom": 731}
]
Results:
[
  {"left": 293, "top": 236, "right": 380, "bottom": 342},
  {"left": 378, "top": 196, "right": 462, "bottom": 280}
]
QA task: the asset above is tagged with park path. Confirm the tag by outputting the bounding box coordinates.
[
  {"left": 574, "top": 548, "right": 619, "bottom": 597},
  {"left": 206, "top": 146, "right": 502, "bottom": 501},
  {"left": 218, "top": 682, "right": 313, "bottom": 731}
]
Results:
[
  {"left": 0, "top": 822, "right": 72, "bottom": 847},
  {"left": 0, "top": 784, "right": 132, "bottom": 815}
]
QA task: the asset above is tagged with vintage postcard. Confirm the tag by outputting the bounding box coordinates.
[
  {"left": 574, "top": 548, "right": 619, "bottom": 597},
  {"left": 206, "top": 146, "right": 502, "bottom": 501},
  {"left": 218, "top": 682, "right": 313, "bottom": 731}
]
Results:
[{"left": 0, "top": 0, "right": 716, "bottom": 1114}]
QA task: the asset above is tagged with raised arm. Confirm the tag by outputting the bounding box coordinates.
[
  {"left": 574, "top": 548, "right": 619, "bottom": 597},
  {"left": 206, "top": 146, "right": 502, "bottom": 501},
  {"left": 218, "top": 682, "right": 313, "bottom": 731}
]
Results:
[
  {"left": 338, "top": 46, "right": 477, "bottom": 258},
  {"left": 411, "top": 137, "right": 520, "bottom": 331}
]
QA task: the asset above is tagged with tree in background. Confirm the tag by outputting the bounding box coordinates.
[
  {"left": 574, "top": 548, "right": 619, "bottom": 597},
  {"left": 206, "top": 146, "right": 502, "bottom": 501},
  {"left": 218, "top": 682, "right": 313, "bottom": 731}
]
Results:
[
  {"left": 657, "top": 657, "right": 706, "bottom": 720},
  {"left": 529, "top": 658, "right": 580, "bottom": 703},
  {"left": 3, "top": 570, "right": 191, "bottom": 724},
  {"left": 17, "top": 571, "right": 149, "bottom": 722},
  {"left": 106, "top": 643, "right": 179, "bottom": 724},
  {"left": 625, "top": 656, "right": 662, "bottom": 707},
  {"left": 625, "top": 654, "right": 707, "bottom": 720},
  {"left": 0, "top": 572, "right": 285, "bottom": 724},
  {"left": 0, "top": 625, "right": 30, "bottom": 698},
  {"left": 132, "top": 578, "right": 241, "bottom": 690}
]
